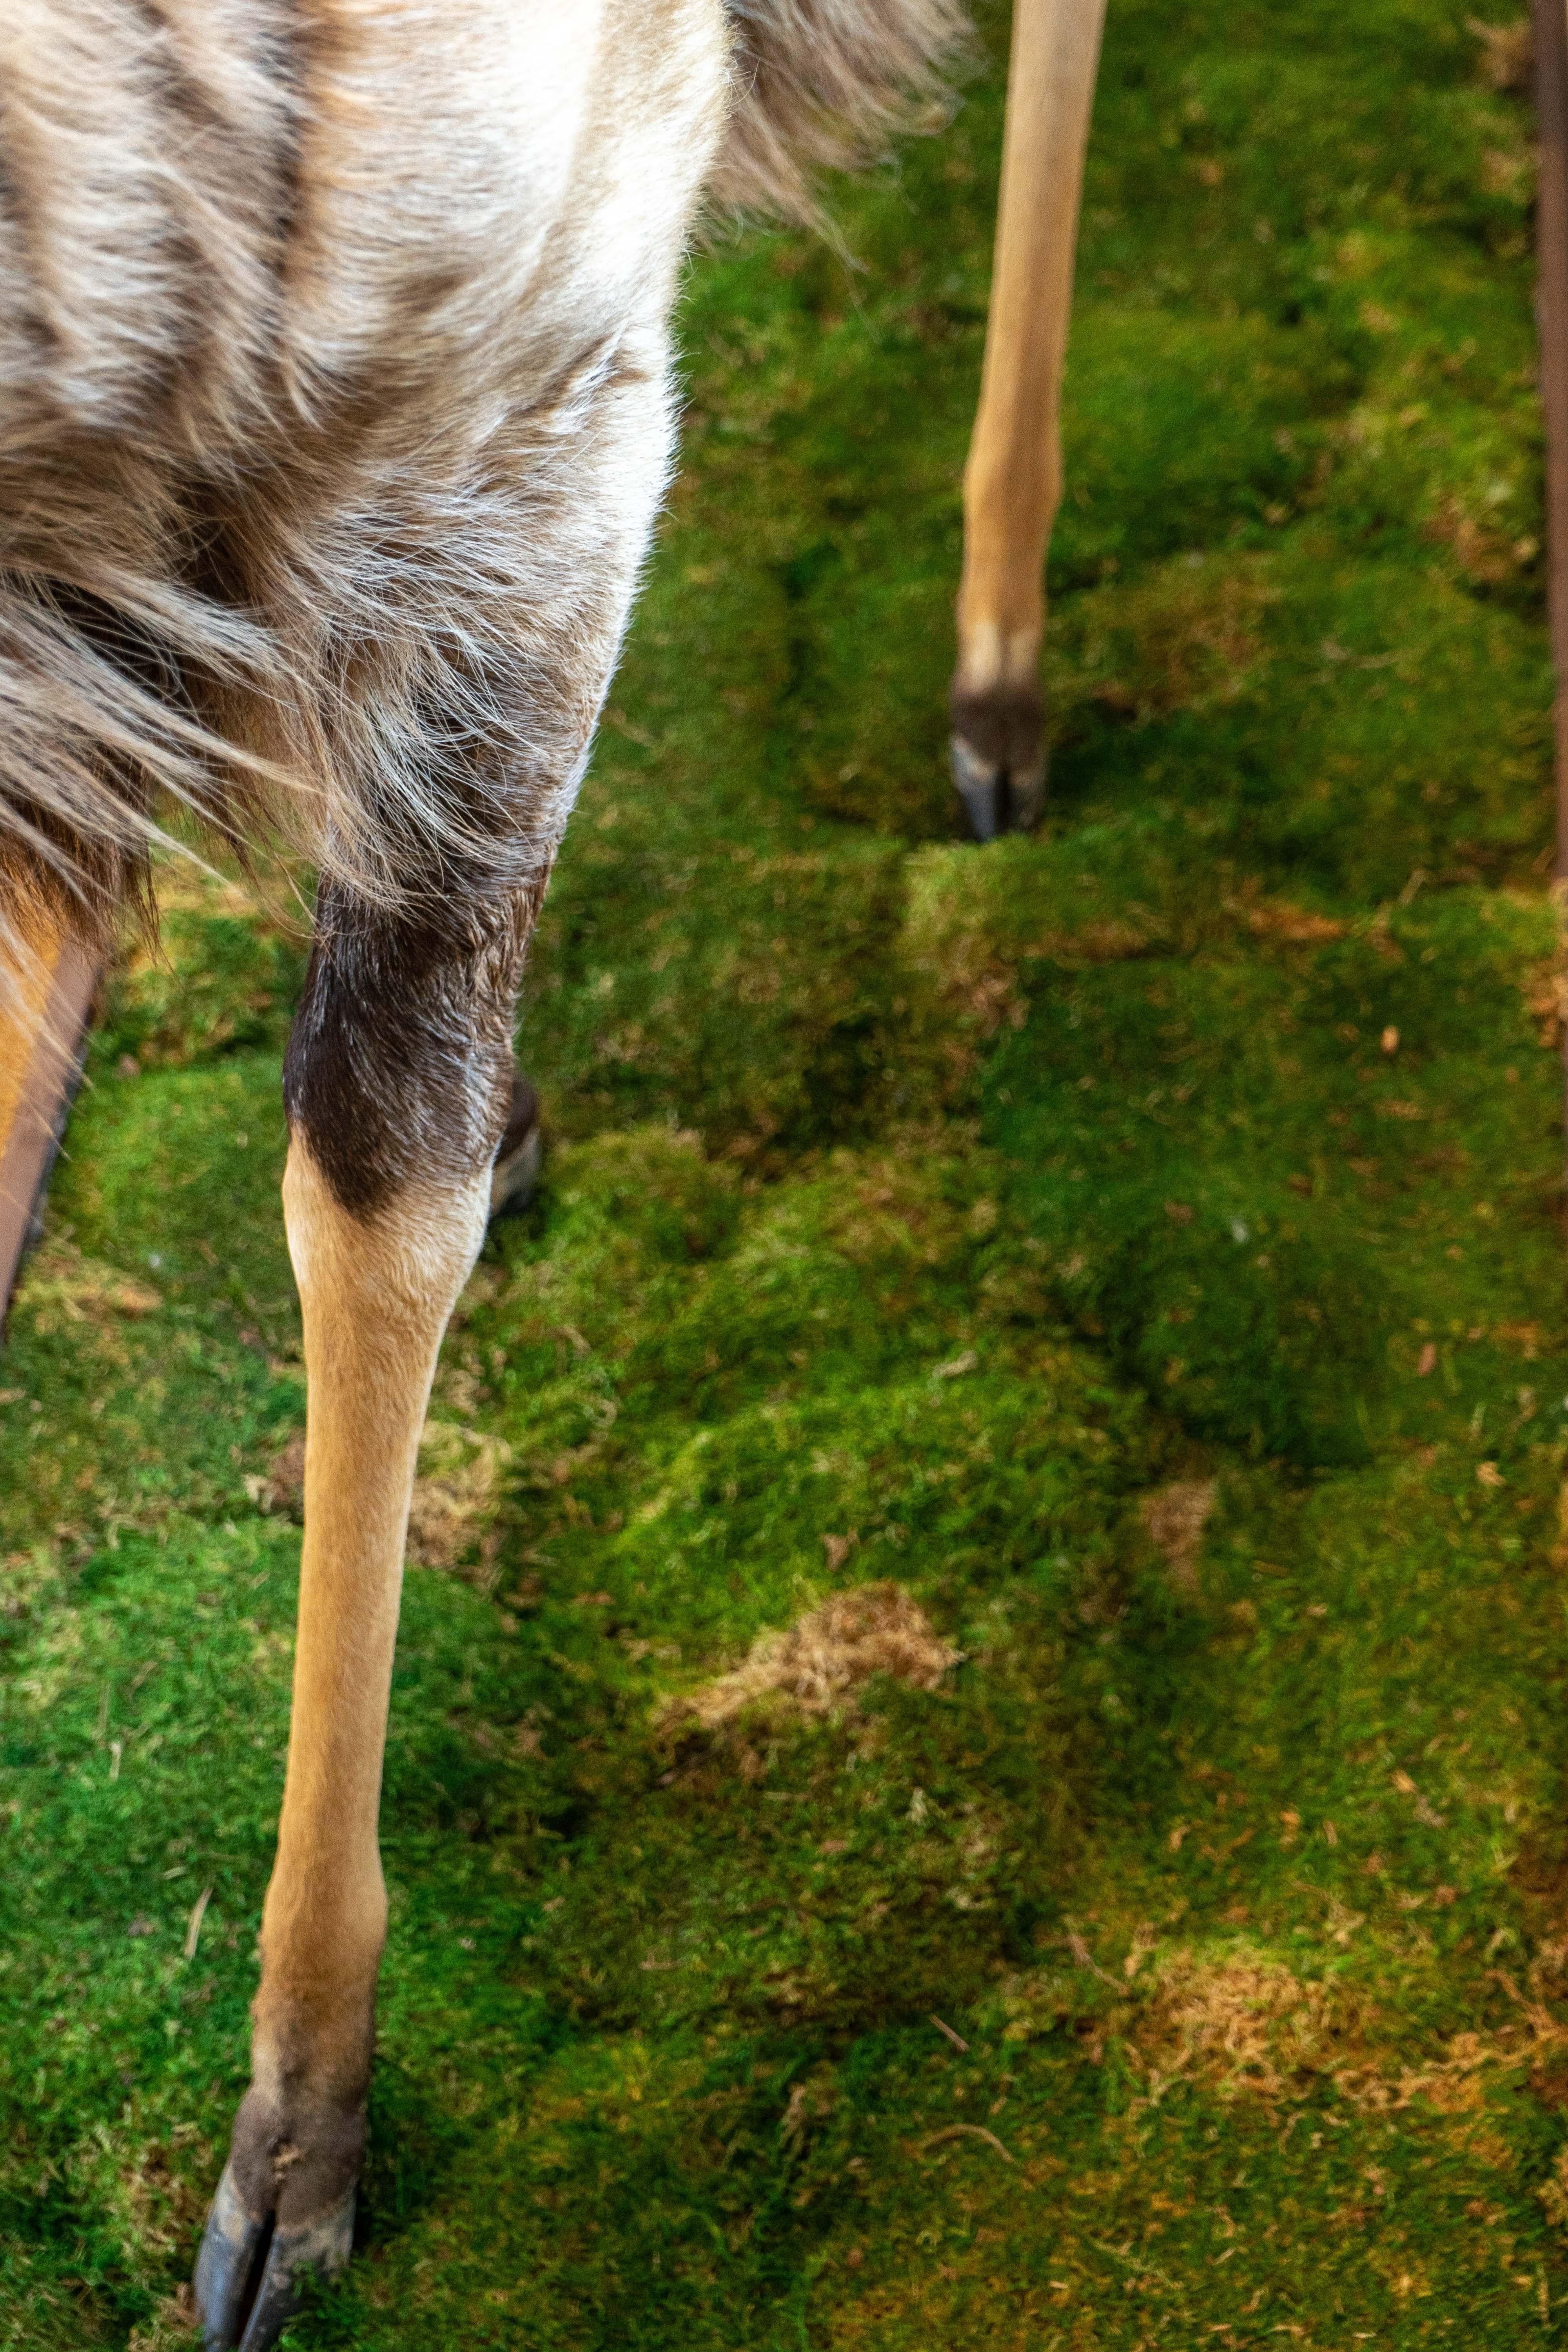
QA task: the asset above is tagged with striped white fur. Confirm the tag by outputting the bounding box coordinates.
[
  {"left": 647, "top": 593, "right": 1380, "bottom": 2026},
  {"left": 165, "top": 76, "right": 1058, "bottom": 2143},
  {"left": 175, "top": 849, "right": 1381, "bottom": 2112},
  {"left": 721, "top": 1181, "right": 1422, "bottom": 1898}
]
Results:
[{"left": 0, "top": 0, "right": 967, "bottom": 982}]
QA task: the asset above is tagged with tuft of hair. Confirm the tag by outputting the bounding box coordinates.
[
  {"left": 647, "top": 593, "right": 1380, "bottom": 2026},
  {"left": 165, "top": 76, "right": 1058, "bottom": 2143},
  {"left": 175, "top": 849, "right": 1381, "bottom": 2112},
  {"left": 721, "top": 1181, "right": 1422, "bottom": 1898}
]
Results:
[{"left": 713, "top": 0, "right": 972, "bottom": 220}]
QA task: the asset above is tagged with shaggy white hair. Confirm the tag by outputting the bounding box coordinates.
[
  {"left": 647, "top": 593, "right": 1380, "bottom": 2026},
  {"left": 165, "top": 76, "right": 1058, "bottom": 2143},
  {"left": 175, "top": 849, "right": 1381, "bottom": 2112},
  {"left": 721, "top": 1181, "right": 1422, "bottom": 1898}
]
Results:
[{"left": 0, "top": 0, "right": 966, "bottom": 978}]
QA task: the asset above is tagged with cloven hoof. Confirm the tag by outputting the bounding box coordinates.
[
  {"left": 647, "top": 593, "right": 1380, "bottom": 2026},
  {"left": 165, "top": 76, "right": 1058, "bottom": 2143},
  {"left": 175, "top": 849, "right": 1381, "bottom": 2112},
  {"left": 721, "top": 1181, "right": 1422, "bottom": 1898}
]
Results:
[
  {"left": 950, "top": 733, "right": 1048, "bottom": 840},
  {"left": 947, "top": 677, "right": 1047, "bottom": 840},
  {"left": 194, "top": 2161, "right": 356, "bottom": 2352}
]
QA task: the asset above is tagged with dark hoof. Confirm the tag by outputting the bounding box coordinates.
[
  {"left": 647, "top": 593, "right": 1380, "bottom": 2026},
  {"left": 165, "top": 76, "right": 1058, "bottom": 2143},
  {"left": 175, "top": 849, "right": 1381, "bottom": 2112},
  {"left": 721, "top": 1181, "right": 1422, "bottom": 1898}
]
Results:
[
  {"left": 490, "top": 1065, "right": 541, "bottom": 1218},
  {"left": 194, "top": 2161, "right": 354, "bottom": 2351},
  {"left": 950, "top": 734, "right": 1047, "bottom": 840},
  {"left": 947, "top": 674, "right": 1045, "bottom": 841}
]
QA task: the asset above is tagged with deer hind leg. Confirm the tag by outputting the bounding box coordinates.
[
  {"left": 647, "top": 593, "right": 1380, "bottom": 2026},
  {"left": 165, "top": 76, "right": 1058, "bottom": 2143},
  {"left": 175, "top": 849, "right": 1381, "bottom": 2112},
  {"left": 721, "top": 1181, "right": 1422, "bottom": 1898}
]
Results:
[
  {"left": 950, "top": 0, "right": 1107, "bottom": 839},
  {"left": 194, "top": 877, "right": 536, "bottom": 2350}
]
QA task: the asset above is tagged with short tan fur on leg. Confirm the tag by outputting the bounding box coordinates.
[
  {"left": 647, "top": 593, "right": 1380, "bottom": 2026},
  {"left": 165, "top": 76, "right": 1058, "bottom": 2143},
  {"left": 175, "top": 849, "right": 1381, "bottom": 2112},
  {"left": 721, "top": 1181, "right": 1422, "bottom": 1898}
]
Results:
[
  {"left": 950, "top": 0, "right": 1107, "bottom": 835},
  {"left": 244, "top": 1144, "right": 490, "bottom": 2209}
]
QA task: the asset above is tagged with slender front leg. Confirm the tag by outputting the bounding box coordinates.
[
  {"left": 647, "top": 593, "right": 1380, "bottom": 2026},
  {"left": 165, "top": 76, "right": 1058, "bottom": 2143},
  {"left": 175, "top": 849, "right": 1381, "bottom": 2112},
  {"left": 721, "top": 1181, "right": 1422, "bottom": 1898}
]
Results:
[
  {"left": 194, "top": 857, "right": 536, "bottom": 2347},
  {"left": 950, "top": 0, "right": 1108, "bottom": 838},
  {"left": 195, "top": 1141, "right": 490, "bottom": 2348}
]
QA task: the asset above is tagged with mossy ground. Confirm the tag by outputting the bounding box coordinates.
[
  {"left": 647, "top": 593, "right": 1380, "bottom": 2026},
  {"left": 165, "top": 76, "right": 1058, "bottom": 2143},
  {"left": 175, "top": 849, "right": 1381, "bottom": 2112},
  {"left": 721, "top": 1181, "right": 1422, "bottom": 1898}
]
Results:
[{"left": 5, "top": 1, "right": 1568, "bottom": 2343}]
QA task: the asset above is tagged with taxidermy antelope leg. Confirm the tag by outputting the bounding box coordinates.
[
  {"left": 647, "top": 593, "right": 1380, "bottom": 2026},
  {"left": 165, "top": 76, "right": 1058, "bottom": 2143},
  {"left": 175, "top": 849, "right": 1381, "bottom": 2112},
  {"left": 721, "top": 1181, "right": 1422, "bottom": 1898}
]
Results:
[
  {"left": 951, "top": 0, "right": 1108, "bottom": 839},
  {"left": 0, "top": 913, "right": 99, "bottom": 1314},
  {"left": 194, "top": 1142, "right": 489, "bottom": 2349}
]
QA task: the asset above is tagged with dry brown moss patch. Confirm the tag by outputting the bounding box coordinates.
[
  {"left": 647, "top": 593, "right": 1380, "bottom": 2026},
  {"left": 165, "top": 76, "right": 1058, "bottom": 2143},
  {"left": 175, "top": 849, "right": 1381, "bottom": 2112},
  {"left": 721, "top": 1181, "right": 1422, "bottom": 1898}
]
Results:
[
  {"left": 661, "top": 1581, "right": 960, "bottom": 1733},
  {"left": 1136, "top": 1942, "right": 1566, "bottom": 2116},
  {"left": 14, "top": 1236, "right": 161, "bottom": 1330},
  {"left": 1141, "top": 1477, "right": 1217, "bottom": 1599}
]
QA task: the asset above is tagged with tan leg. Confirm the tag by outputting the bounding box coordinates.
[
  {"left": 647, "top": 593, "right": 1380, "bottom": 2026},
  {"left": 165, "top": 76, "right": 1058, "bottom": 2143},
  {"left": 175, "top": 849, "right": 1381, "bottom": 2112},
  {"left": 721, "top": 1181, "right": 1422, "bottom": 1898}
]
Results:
[
  {"left": 194, "top": 1142, "right": 489, "bottom": 2348},
  {"left": 950, "top": 0, "right": 1108, "bottom": 838},
  {"left": 0, "top": 906, "right": 100, "bottom": 1313}
]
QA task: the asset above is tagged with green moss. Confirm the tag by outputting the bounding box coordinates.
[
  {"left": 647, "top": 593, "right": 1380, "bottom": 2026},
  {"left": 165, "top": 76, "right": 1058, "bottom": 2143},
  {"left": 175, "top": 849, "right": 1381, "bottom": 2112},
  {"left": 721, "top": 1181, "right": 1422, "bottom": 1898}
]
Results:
[
  {"left": 94, "top": 895, "right": 307, "bottom": 1079},
  {"left": 6, "top": 0, "right": 1568, "bottom": 2343}
]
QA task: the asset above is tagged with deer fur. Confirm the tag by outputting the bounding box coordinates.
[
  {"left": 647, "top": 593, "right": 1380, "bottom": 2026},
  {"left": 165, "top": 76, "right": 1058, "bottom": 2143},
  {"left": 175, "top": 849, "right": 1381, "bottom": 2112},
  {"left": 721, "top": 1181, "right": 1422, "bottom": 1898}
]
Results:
[{"left": 0, "top": 0, "right": 965, "bottom": 964}]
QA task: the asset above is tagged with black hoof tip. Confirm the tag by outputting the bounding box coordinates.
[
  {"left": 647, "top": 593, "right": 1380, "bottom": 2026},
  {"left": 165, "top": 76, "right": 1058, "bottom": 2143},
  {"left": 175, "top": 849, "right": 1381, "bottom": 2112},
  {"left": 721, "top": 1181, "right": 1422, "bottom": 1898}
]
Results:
[
  {"left": 490, "top": 1065, "right": 542, "bottom": 1218},
  {"left": 194, "top": 2163, "right": 354, "bottom": 2352},
  {"left": 950, "top": 735, "right": 1046, "bottom": 841}
]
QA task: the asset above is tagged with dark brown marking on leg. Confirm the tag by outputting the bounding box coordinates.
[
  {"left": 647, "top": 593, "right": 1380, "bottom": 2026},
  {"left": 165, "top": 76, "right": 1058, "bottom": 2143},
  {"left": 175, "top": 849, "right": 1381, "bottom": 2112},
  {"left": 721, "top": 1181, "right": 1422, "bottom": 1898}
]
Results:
[{"left": 283, "top": 862, "right": 548, "bottom": 1219}]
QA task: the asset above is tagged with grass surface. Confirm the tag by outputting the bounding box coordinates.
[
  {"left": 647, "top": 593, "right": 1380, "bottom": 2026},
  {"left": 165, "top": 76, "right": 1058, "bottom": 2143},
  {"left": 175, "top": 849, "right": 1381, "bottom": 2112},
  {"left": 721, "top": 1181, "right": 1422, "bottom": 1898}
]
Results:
[{"left": 5, "top": 1, "right": 1568, "bottom": 2343}]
